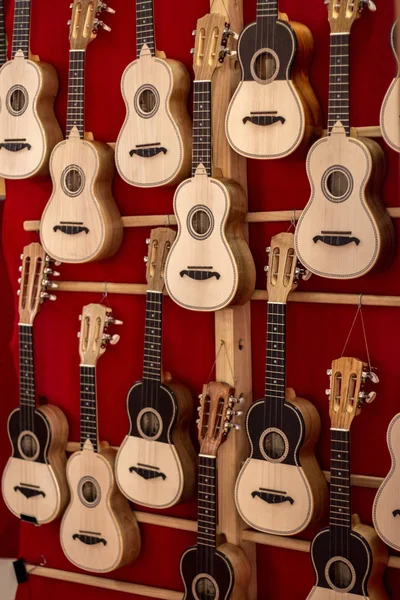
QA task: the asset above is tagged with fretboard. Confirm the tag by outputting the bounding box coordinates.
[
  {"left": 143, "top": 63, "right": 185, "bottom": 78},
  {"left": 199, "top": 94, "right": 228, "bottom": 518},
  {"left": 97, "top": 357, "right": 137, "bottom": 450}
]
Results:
[
  {"left": 136, "top": 0, "right": 155, "bottom": 58},
  {"left": 67, "top": 50, "right": 86, "bottom": 138},
  {"left": 197, "top": 455, "right": 217, "bottom": 572},
  {"left": 328, "top": 33, "right": 350, "bottom": 136},
  {"left": 192, "top": 81, "right": 212, "bottom": 177},
  {"left": 19, "top": 324, "right": 35, "bottom": 408},
  {"left": 80, "top": 365, "right": 98, "bottom": 452},
  {"left": 11, "top": 0, "right": 31, "bottom": 59},
  {"left": 0, "top": 0, "right": 6, "bottom": 67},
  {"left": 257, "top": 0, "right": 278, "bottom": 22},
  {"left": 329, "top": 429, "right": 351, "bottom": 559},
  {"left": 143, "top": 291, "right": 163, "bottom": 388},
  {"left": 264, "top": 302, "right": 287, "bottom": 429}
]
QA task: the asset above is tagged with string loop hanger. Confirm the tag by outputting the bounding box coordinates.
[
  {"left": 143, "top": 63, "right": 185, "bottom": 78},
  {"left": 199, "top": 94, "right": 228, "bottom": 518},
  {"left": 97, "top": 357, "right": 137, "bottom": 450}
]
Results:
[{"left": 340, "top": 292, "right": 376, "bottom": 381}]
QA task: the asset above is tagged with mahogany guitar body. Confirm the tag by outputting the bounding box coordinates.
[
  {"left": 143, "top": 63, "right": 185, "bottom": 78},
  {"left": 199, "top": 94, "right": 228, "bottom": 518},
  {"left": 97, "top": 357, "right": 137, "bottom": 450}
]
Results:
[
  {"left": 2, "top": 404, "right": 69, "bottom": 525},
  {"left": 116, "top": 380, "right": 196, "bottom": 509},
  {"left": 235, "top": 390, "right": 327, "bottom": 535},
  {"left": 116, "top": 48, "right": 192, "bottom": 187},
  {"left": 295, "top": 129, "right": 394, "bottom": 278},
  {"left": 60, "top": 445, "right": 140, "bottom": 573},
  {"left": 40, "top": 130, "right": 123, "bottom": 263},
  {"left": 0, "top": 53, "right": 62, "bottom": 178},
  {"left": 380, "top": 20, "right": 400, "bottom": 153}
]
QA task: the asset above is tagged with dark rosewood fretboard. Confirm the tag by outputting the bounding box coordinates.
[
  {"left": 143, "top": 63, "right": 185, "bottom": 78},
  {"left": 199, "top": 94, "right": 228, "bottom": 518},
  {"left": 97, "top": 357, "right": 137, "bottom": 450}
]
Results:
[
  {"left": 0, "top": 0, "right": 6, "bottom": 67},
  {"left": 80, "top": 365, "right": 98, "bottom": 452},
  {"left": 142, "top": 290, "right": 163, "bottom": 399},
  {"left": 11, "top": 0, "right": 31, "bottom": 59},
  {"left": 197, "top": 455, "right": 217, "bottom": 574},
  {"left": 265, "top": 302, "right": 287, "bottom": 430},
  {"left": 19, "top": 325, "right": 36, "bottom": 421},
  {"left": 67, "top": 50, "right": 85, "bottom": 138},
  {"left": 192, "top": 81, "right": 212, "bottom": 177},
  {"left": 256, "top": 0, "right": 278, "bottom": 23},
  {"left": 329, "top": 429, "right": 351, "bottom": 558},
  {"left": 136, "top": 0, "right": 155, "bottom": 58},
  {"left": 328, "top": 33, "right": 350, "bottom": 136}
]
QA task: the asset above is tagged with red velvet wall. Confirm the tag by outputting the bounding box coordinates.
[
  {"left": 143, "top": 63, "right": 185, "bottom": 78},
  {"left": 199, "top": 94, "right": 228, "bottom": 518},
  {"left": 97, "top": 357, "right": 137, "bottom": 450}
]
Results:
[{"left": 0, "top": 0, "right": 399, "bottom": 598}]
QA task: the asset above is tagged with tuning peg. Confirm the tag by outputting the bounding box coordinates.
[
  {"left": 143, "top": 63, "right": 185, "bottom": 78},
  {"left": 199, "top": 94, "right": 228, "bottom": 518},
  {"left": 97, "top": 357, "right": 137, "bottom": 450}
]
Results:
[
  {"left": 94, "top": 19, "right": 111, "bottom": 31},
  {"left": 227, "top": 409, "right": 243, "bottom": 417},
  {"left": 110, "top": 334, "right": 120, "bottom": 345},
  {"left": 40, "top": 291, "right": 56, "bottom": 301},
  {"left": 77, "top": 332, "right": 81, "bottom": 338},
  {"left": 144, "top": 256, "right": 149, "bottom": 263},
  {"left": 198, "top": 393, "right": 203, "bottom": 399},
  {"left": 224, "top": 49, "right": 237, "bottom": 58},
  {"left": 192, "top": 29, "right": 197, "bottom": 36},
  {"left": 20, "top": 254, "right": 24, "bottom": 260},
  {"left": 196, "top": 418, "right": 200, "bottom": 424},
  {"left": 359, "top": 390, "right": 377, "bottom": 404},
  {"left": 362, "top": 371, "right": 379, "bottom": 384},
  {"left": 42, "top": 279, "right": 59, "bottom": 289},
  {"left": 44, "top": 267, "right": 60, "bottom": 277},
  {"left": 190, "top": 48, "right": 195, "bottom": 55},
  {"left": 228, "top": 395, "right": 244, "bottom": 407},
  {"left": 145, "top": 238, "right": 151, "bottom": 245},
  {"left": 99, "top": 2, "right": 115, "bottom": 14},
  {"left": 18, "top": 278, "right": 21, "bottom": 284},
  {"left": 67, "top": 19, "right": 71, "bottom": 26},
  {"left": 197, "top": 406, "right": 202, "bottom": 412},
  {"left": 17, "top": 290, "right": 20, "bottom": 296},
  {"left": 326, "top": 369, "right": 332, "bottom": 376},
  {"left": 105, "top": 314, "right": 123, "bottom": 326},
  {"left": 19, "top": 266, "right": 23, "bottom": 272},
  {"left": 362, "top": 0, "right": 376, "bottom": 11},
  {"left": 224, "top": 422, "right": 241, "bottom": 431},
  {"left": 264, "top": 265, "right": 269, "bottom": 272},
  {"left": 325, "top": 389, "right": 331, "bottom": 396},
  {"left": 266, "top": 247, "right": 271, "bottom": 254}
]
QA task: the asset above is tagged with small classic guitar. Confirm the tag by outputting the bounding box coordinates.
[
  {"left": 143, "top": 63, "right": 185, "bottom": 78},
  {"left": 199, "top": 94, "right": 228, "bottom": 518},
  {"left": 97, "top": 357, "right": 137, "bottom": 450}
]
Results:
[
  {"left": 225, "top": 0, "right": 321, "bottom": 160},
  {"left": 235, "top": 232, "right": 327, "bottom": 536},
  {"left": 307, "top": 357, "right": 389, "bottom": 600},
  {"left": 295, "top": 0, "right": 395, "bottom": 280},
  {"left": 60, "top": 304, "right": 140, "bottom": 573},
  {"left": 2, "top": 243, "right": 69, "bottom": 525},
  {"left": 115, "top": 0, "right": 192, "bottom": 187},
  {"left": 0, "top": 0, "right": 62, "bottom": 179},
  {"left": 165, "top": 14, "right": 255, "bottom": 312},
  {"left": 180, "top": 382, "right": 251, "bottom": 600},
  {"left": 40, "top": 0, "right": 122, "bottom": 264},
  {"left": 116, "top": 228, "right": 196, "bottom": 509},
  {"left": 380, "top": 20, "right": 400, "bottom": 153}
]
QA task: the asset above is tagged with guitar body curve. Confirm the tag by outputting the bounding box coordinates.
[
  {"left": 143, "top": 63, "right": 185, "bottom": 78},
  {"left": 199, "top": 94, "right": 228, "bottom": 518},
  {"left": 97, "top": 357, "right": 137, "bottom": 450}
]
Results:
[
  {"left": 115, "top": 380, "right": 196, "bottom": 509},
  {"left": 61, "top": 446, "right": 140, "bottom": 572},
  {"left": 40, "top": 134, "right": 122, "bottom": 263},
  {"left": 2, "top": 404, "right": 69, "bottom": 525},
  {"left": 165, "top": 173, "right": 255, "bottom": 311},
  {"left": 116, "top": 52, "right": 192, "bottom": 187},
  {"left": 295, "top": 132, "right": 394, "bottom": 279},
  {"left": 235, "top": 392, "right": 327, "bottom": 535},
  {"left": 0, "top": 55, "right": 62, "bottom": 178},
  {"left": 380, "top": 20, "right": 399, "bottom": 153}
]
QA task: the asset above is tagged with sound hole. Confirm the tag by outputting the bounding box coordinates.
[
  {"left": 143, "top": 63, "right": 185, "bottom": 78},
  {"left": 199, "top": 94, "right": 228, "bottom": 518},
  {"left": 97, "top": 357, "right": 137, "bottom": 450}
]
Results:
[
  {"left": 187, "top": 205, "right": 214, "bottom": 240},
  {"left": 263, "top": 431, "right": 286, "bottom": 460},
  {"left": 81, "top": 480, "right": 98, "bottom": 504},
  {"left": 195, "top": 577, "right": 217, "bottom": 599},
  {"left": 328, "top": 560, "right": 353, "bottom": 590},
  {"left": 135, "top": 85, "right": 160, "bottom": 118},
  {"left": 61, "top": 165, "right": 85, "bottom": 197},
  {"left": 139, "top": 89, "right": 156, "bottom": 113},
  {"left": 255, "top": 51, "right": 276, "bottom": 80},
  {"left": 7, "top": 85, "right": 28, "bottom": 116},
  {"left": 20, "top": 433, "right": 38, "bottom": 459},
  {"left": 140, "top": 411, "right": 161, "bottom": 438},
  {"left": 326, "top": 171, "right": 350, "bottom": 199}
]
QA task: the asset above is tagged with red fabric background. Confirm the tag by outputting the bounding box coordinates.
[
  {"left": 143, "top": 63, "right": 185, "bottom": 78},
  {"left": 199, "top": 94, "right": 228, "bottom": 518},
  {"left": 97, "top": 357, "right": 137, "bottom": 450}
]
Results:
[{"left": 0, "top": 0, "right": 399, "bottom": 598}]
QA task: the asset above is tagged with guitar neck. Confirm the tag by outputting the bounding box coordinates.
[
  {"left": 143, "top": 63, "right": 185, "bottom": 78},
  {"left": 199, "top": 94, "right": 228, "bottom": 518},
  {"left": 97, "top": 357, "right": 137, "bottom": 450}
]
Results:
[
  {"left": 11, "top": 0, "right": 31, "bottom": 59},
  {"left": 192, "top": 81, "right": 212, "bottom": 177},
  {"left": 0, "top": 0, "right": 6, "bottom": 67},
  {"left": 67, "top": 50, "right": 86, "bottom": 138},
  {"left": 136, "top": 0, "right": 155, "bottom": 58},
  {"left": 328, "top": 33, "right": 350, "bottom": 136},
  {"left": 80, "top": 365, "right": 98, "bottom": 451},
  {"left": 19, "top": 324, "right": 36, "bottom": 410},
  {"left": 256, "top": 0, "right": 278, "bottom": 23},
  {"left": 142, "top": 290, "right": 163, "bottom": 388},
  {"left": 197, "top": 455, "right": 217, "bottom": 566},
  {"left": 329, "top": 429, "right": 351, "bottom": 558},
  {"left": 264, "top": 302, "right": 287, "bottom": 428}
]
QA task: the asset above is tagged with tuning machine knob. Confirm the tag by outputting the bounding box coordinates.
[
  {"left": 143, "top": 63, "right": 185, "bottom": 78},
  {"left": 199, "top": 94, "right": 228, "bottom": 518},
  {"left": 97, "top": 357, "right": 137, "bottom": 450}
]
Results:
[
  {"left": 325, "top": 388, "right": 331, "bottom": 396},
  {"left": 44, "top": 267, "right": 60, "bottom": 277},
  {"left": 359, "top": 390, "right": 377, "bottom": 404},
  {"left": 264, "top": 265, "right": 269, "bottom": 272},
  {"left": 94, "top": 18, "right": 111, "bottom": 32},
  {"left": 190, "top": 48, "right": 195, "bottom": 55},
  {"left": 99, "top": 2, "right": 115, "bottom": 14},
  {"left": 144, "top": 256, "right": 149, "bottom": 263},
  {"left": 326, "top": 369, "right": 332, "bottom": 376},
  {"left": 40, "top": 291, "right": 57, "bottom": 302},
  {"left": 361, "top": 0, "right": 376, "bottom": 11},
  {"left": 192, "top": 29, "right": 197, "bottom": 36},
  {"left": 103, "top": 333, "right": 120, "bottom": 345},
  {"left": 362, "top": 371, "right": 379, "bottom": 384},
  {"left": 146, "top": 238, "right": 151, "bottom": 245},
  {"left": 224, "top": 422, "right": 240, "bottom": 432},
  {"left": 105, "top": 314, "right": 123, "bottom": 326},
  {"left": 228, "top": 394, "right": 244, "bottom": 408}
]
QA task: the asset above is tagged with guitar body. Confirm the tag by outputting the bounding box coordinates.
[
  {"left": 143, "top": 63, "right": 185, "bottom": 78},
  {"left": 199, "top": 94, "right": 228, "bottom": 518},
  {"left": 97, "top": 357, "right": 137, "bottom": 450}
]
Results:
[
  {"left": 307, "top": 523, "right": 389, "bottom": 600},
  {"left": 226, "top": 19, "right": 320, "bottom": 159},
  {"left": 0, "top": 53, "right": 62, "bottom": 178},
  {"left": 380, "top": 20, "right": 399, "bottom": 153},
  {"left": 116, "top": 380, "right": 196, "bottom": 509},
  {"left": 61, "top": 445, "right": 140, "bottom": 572},
  {"left": 235, "top": 390, "right": 327, "bottom": 535},
  {"left": 295, "top": 129, "right": 394, "bottom": 278},
  {"left": 180, "top": 543, "right": 251, "bottom": 600},
  {"left": 40, "top": 131, "right": 122, "bottom": 263},
  {"left": 165, "top": 170, "right": 255, "bottom": 311},
  {"left": 373, "top": 413, "right": 400, "bottom": 551},
  {"left": 115, "top": 49, "right": 192, "bottom": 187},
  {"left": 2, "top": 404, "right": 69, "bottom": 525}
]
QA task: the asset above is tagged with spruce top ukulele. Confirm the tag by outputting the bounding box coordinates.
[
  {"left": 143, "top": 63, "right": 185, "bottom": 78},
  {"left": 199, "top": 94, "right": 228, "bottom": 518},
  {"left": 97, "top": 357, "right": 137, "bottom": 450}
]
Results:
[
  {"left": 165, "top": 14, "right": 255, "bottom": 312},
  {"left": 116, "top": 228, "right": 196, "bottom": 509},
  {"left": 115, "top": 0, "right": 192, "bottom": 187},
  {"left": 40, "top": 0, "right": 122, "bottom": 264},
  {"left": 235, "top": 232, "right": 327, "bottom": 536},
  {"left": 380, "top": 19, "right": 400, "bottom": 153},
  {"left": 0, "top": 0, "right": 62, "bottom": 178},
  {"left": 60, "top": 304, "right": 140, "bottom": 573},
  {"left": 180, "top": 382, "right": 251, "bottom": 600},
  {"left": 2, "top": 243, "right": 69, "bottom": 526},
  {"left": 307, "top": 357, "right": 389, "bottom": 600},
  {"left": 225, "top": 0, "right": 321, "bottom": 160},
  {"left": 295, "top": 0, "right": 395, "bottom": 280}
]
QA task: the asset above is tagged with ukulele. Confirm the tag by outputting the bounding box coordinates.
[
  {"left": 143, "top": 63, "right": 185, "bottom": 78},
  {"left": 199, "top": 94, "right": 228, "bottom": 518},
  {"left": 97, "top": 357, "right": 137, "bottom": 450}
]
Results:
[
  {"left": 380, "top": 19, "right": 400, "bottom": 153},
  {"left": 40, "top": 0, "right": 122, "bottom": 264},
  {"left": 115, "top": 228, "right": 196, "bottom": 508},
  {"left": 165, "top": 14, "right": 255, "bottom": 312},
  {"left": 180, "top": 382, "right": 251, "bottom": 600},
  {"left": 115, "top": 0, "right": 192, "bottom": 188},
  {"left": 0, "top": 0, "right": 62, "bottom": 179},
  {"left": 307, "top": 357, "right": 388, "bottom": 600},
  {"left": 60, "top": 304, "right": 140, "bottom": 573},
  {"left": 225, "top": 0, "right": 321, "bottom": 160},
  {"left": 295, "top": 0, "right": 395, "bottom": 280},
  {"left": 235, "top": 232, "right": 327, "bottom": 536},
  {"left": 2, "top": 243, "right": 69, "bottom": 526}
]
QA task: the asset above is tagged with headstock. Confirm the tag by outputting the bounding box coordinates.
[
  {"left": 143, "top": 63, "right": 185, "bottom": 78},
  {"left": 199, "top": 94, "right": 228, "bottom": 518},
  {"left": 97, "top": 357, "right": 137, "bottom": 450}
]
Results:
[
  {"left": 78, "top": 303, "right": 122, "bottom": 366},
  {"left": 17, "top": 243, "right": 60, "bottom": 325},
  {"left": 326, "top": 357, "right": 379, "bottom": 429},
  {"left": 145, "top": 228, "right": 176, "bottom": 292},
  {"left": 326, "top": 0, "right": 375, "bottom": 34},
  {"left": 192, "top": 14, "right": 236, "bottom": 81},
  {"left": 69, "top": 0, "right": 115, "bottom": 50},
  {"left": 197, "top": 382, "right": 242, "bottom": 456},
  {"left": 266, "top": 232, "right": 309, "bottom": 303}
]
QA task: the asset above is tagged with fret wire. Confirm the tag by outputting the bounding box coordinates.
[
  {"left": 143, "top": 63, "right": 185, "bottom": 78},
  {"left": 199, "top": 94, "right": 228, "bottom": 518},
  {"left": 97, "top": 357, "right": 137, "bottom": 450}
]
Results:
[
  {"left": 136, "top": 0, "right": 155, "bottom": 57},
  {"left": 66, "top": 50, "right": 86, "bottom": 138},
  {"left": 197, "top": 456, "right": 217, "bottom": 554},
  {"left": 328, "top": 34, "right": 350, "bottom": 136},
  {"left": 192, "top": 81, "right": 212, "bottom": 177},
  {"left": 11, "top": 0, "right": 31, "bottom": 59},
  {"left": 80, "top": 365, "right": 98, "bottom": 451}
]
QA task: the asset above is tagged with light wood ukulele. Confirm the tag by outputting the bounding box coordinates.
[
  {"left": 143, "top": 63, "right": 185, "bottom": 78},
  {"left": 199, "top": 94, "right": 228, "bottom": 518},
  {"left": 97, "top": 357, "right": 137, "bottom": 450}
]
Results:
[
  {"left": 2, "top": 243, "right": 69, "bottom": 526},
  {"left": 0, "top": 0, "right": 62, "bottom": 179},
  {"left": 308, "top": 357, "right": 388, "bottom": 600},
  {"left": 180, "top": 382, "right": 251, "bottom": 600},
  {"left": 116, "top": 228, "right": 196, "bottom": 509},
  {"left": 115, "top": 0, "right": 192, "bottom": 188},
  {"left": 60, "top": 304, "right": 140, "bottom": 573},
  {"left": 165, "top": 14, "right": 255, "bottom": 312},
  {"left": 380, "top": 19, "right": 400, "bottom": 153},
  {"left": 40, "top": 0, "right": 122, "bottom": 264},
  {"left": 295, "top": 0, "right": 395, "bottom": 280}
]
